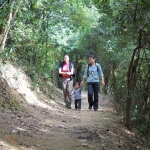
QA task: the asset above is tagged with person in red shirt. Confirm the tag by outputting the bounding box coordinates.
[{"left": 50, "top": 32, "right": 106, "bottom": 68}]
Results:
[{"left": 59, "top": 55, "right": 74, "bottom": 109}]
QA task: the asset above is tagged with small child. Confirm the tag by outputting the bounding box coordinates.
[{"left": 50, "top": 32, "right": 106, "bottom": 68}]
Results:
[{"left": 72, "top": 82, "right": 82, "bottom": 110}]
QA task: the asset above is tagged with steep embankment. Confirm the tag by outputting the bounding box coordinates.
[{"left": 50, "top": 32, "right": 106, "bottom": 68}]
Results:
[
  {"left": 0, "top": 62, "right": 63, "bottom": 107},
  {"left": 0, "top": 62, "right": 147, "bottom": 150}
]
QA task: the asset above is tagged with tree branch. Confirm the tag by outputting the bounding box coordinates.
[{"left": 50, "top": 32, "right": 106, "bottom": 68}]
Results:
[{"left": 133, "top": 4, "right": 138, "bottom": 24}]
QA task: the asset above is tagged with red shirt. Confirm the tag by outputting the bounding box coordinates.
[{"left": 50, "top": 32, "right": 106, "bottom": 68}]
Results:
[{"left": 62, "top": 62, "right": 71, "bottom": 78}]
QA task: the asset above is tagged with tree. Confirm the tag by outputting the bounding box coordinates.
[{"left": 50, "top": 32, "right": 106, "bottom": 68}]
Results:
[{"left": 0, "top": 0, "right": 22, "bottom": 51}]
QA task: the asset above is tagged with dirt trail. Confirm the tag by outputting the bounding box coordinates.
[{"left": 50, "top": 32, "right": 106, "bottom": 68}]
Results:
[{"left": 0, "top": 91, "right": 146, "bottom": 150}]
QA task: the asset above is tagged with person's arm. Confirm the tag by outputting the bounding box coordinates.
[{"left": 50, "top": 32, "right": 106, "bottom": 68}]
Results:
[
  {"left": 59, "top": 68, "right": 72, "bottom": 76},
  {"left": 70, "top": 67, "right": 74, "bottom": 76},
  {"left": 80, "top": 78, "right": 85, "bottom": 85},
  {"left": 98, "top": 64, "right": 105, "bottom": 86},
  {"left": 72, "top": 90, "right": 75, "bottom": 96},
  {"left": 101, "top": 76, "right": 105, "bottom": 86},
  {"left": 79, "top": 82, "right": 83, "bottom": 88}
]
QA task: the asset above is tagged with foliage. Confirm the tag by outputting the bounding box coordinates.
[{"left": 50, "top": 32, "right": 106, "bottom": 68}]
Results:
[
  {"left": 0, "top": 0, "right": 150, "bottom": 143},
  {"left": 135, "top": 115, "right": 150, "bottom": 148}
]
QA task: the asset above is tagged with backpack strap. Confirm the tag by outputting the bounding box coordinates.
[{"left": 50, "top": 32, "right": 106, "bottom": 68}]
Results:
[
  {"left": 87, "top": 63, "right": 99, "bottom": 77},
  {"left": 59, "top": 62, "right": 73, "bottom": 78},
  {"left": 59, "top": 62, "right": 74, "bottom": 71},
  {"left": 69, "top": 62, "right": 73, "bottom": 71},
  {"left": 58, "top": 62, "right": 63, "bottom": 77},
  {"left": 96, "top": 63, "right": 99, "bottom": 72},
  {"left": 87, "top": 63, "right": 90, "bottom": 77},
  {"left": 69, "top": 62, "right": 75, "bottom": 79}
]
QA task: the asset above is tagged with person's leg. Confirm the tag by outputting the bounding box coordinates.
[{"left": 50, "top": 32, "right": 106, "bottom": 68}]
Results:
[
  {"left": 62, "top": 78, "right": 68, "bottom": 103},
  {"left": 88, "top": 82, "right": 94, "bottom": 109},
  {"left": 75, "top": 100, "right": 78, "bottom": 109},
  {"left": 66, "top": 79, "right": 73, "bottom": 108},
  {"left": 93, "top": 82, "right": 100, "bottom": 110},
  {"left": 78, "top": 99, "right": 81, "bottom": 110}
]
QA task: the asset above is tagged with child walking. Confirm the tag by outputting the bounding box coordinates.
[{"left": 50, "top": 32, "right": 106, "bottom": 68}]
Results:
[{"left": 72, "top": 82, "right": 82, "bottom": 110}]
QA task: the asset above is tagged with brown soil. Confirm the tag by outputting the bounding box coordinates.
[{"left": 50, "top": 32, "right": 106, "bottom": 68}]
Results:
[{"left": 0, "top": 92, "right": 146, "bottom": 150}]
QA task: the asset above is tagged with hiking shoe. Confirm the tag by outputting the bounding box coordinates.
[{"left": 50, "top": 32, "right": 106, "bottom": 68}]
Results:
[
  {"left": 94, "top": 109, "right": 98, "bottom": 111},
  {"left": 65, "top": 105, "right": 71, "bottom": 109},
  {"left": 89, "top": 107, "right": 92, "bottom": 110}
]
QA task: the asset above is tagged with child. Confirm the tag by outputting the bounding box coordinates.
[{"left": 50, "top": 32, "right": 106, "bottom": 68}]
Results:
[{"left": 72, "top": 82, "right": 82, "bottom": 110}]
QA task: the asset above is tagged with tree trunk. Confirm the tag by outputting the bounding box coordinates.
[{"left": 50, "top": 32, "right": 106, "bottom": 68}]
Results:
[
  {"left": 0, "top": 1, "right": 22, "bottom": 51},
  {"left": 103, "top": 61, "right": 111, "bottom": 95},
  {"left": 76, "top": 64, "right": 82, "bottom": 83},
  {"left": 53, "top": 70, "right": 58, "bottom": 87},
  {"left": 126, "top": 29, "right": 142, "bottom": 128}
]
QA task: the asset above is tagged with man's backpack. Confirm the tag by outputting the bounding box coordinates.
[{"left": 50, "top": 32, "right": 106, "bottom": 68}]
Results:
[{"left": 59, "top": 62, "right": 75, "bottom": 77}]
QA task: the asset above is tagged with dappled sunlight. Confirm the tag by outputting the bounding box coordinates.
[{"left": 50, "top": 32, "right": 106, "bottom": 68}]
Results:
[
  {"left": 0, "top": 140, "right": 17, "bottom": 150},
  {"left": 123, "top": 128, "right": 135, "bottom": 136},
  {"left": 15, "top": 127, "right": 28, "bottom": 132},
  {"left": 1, "top": 62, "right": 52, "bottom": 109},
  {"left": 103, "top": 117, "right": 110, "bottom": 120},
  {"left": 0, "top": 131, "right": 37, "bottom": 150},
  {"left": 0, "top": 140, "right": 26, "bottom": 150}
]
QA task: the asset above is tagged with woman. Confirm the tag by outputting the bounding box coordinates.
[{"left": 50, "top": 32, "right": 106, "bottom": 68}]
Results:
[
  {"left": 59, "top": 55, "right": 74, "bottom": 109},
  {"left": 81, "top": 54, "right": 105, "bottom": 111}
]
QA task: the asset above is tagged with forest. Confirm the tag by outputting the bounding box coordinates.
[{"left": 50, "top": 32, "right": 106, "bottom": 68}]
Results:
[{"left": 0, "top": 0, "right": 150, "bottom": 149}]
